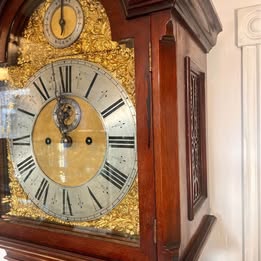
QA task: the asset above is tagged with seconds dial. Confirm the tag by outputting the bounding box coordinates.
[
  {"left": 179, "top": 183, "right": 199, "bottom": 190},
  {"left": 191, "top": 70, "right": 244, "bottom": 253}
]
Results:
[{"left": 44, "top": 0, "right": 84, "bottom": 48}]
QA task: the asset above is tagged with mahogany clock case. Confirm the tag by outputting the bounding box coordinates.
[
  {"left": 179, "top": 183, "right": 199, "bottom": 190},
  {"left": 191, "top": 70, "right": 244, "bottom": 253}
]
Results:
[{"left": 0, "top": 0, "right": 222, "bottom": 260}]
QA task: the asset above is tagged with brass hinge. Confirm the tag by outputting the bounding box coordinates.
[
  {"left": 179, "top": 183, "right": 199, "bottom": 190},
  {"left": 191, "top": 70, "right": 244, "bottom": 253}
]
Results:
[
  {"left": 154, "top": 218, "right": 157, "bottom": 244},
  {"left": 149, "top": 42, "right": 152, "bottom": 72}
]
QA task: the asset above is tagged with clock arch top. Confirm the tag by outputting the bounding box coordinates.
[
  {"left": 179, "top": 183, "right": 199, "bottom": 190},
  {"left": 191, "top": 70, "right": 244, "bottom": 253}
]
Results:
[{"left": 0, "top": 0, "right": 222, "bottom": 64}]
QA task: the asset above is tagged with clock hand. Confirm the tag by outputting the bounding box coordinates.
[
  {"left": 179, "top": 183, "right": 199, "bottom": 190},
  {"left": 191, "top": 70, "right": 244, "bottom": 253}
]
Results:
[
  {"left": 56, "top": 101, "right": 73, "bottom": 147},
  {"left": 59, "top": 0, "right": 66, "bottom": 35},
  {"left": 51, "top": 63, "right": 72, "bottom": 147},
  {"left": 51, "top": 63, "right": 64, "bottom": 132}
]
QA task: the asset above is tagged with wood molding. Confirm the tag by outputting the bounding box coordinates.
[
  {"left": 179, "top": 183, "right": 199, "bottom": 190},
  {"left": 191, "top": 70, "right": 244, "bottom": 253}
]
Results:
[
  {"left": 0, "top": 0, "right": 222, "bottom": 63},
  {"left": 150, "top": 12, "right": 182, "bottom": 260},
  {"left": 121, "top": 0, "right": 222, "bottom": 53},
  {"left": 120, "top": 0, "right": 174, "bottom": 18},
  {"left": 156, "top": 20, "right": 180, "bottom": 260},
  {"left": 184, "top": 56, "right": 207, "bottom": 221},
  {"left": 0, "top": 236, "right": 105, "bottom": 261},
  {"left": 0, "top": 1, "right": 221, "bottom": 260},
  {"left": 180, "top": 215, "right": 216, "bottom": 261},
  {"left": 0, "top": 1, "right": 156, "bottom": 261},
  {"left": 0, "top": 139, "right": 9, "bottom": 215},
  {"left": 174, "top": 0, "right": 222, "bottom": 53},
  {"left": 0, "top": 0, "right": 7, "bottom": 15}
]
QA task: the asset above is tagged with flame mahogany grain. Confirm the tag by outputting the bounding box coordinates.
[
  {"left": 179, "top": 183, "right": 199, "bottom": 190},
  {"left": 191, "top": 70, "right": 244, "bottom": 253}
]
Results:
[{"left": 0, "top": 1, "right": 221, "bottom": 260}]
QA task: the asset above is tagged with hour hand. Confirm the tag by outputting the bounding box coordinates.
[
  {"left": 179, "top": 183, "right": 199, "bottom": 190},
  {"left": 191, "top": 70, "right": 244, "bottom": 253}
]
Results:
[
  {"left": 59, "top": 0, "right": 66, "bottom": 35},
  {"left": 59, "top": 17, "right": 65, "bottom": 35}
]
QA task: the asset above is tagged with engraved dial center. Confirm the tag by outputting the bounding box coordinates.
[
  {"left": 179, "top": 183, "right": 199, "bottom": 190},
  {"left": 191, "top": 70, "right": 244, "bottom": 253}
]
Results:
[{"left": 32, "top": 96, "right": 107, "bottom": 187}]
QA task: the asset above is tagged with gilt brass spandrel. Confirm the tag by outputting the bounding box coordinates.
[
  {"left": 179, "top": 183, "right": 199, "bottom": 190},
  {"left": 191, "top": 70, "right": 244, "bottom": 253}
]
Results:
[
  {"left": 8, "top": 0, "right": 134, "bottom": 104},
  {"left": 6, "top": 0, "right": 139, "bottom": 237}
]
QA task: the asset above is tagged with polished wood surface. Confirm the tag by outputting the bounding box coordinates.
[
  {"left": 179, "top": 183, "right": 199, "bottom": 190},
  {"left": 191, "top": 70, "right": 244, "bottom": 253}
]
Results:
[
  {"left": 0, "top": 0, "right": 222, "bottom": 62},
  {"left": 151, "top": 12, "right": 181, "bottom": 260},
  {"left": 174, "top": 15, "right": 211, "bottom": 253},
  {"left": 0, "top": 1, "right": 156, "bottom": 260},
  {"left": 174, "top": 0, "right": 222, "bottom": 52},
  {"left": 0, "top": 0, "right": 44, "bottom": 63},
  {"left": 184, "top": 56, "right": 208, "bottom": 221},
  {"left": 0, "top": 0, "right": 222, "bottom": 260},
  {"left": 121, "top": 0, "right": 174, "bottom": 18},
  {"left": 121, "top": 0, "right": 222, "bottom": 52},
  {"left": 0, "top": 236, "right": 105, "bottom": 261},
  {"left": 181, "top": 215, "right": 217, "bottom": 261}
]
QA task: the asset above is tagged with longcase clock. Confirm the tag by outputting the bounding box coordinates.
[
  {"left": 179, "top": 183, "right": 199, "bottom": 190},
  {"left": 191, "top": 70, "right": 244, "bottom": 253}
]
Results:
[{"left": 0, "top": 0, "right": 222, "bottom": 260}]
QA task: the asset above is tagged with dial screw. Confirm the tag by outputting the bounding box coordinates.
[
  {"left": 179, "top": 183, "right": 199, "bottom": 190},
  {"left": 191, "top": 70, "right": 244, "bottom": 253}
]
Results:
[
  {"left": 45, "top": 137, "right": 52, "bottom": 145},
  {"left": 86, "top": 137, "right": 93, "bottom": 145},
  {"left": 61, "top": 135, "right": 73, "bottom": 148}
]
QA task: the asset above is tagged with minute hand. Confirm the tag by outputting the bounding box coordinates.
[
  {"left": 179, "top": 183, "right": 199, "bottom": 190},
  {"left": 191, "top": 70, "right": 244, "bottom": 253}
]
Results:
[
  {"left": 59, "top": 0, "right": 66, "bottom": 35},
  {"left": 51, "top": 63, "right": 65, "bottom": 134}
]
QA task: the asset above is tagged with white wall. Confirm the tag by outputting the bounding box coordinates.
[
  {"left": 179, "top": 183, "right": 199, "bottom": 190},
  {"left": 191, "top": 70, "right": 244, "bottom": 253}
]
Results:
[{"left": 200, "top": 0, "right": 261, "bottom": 260}]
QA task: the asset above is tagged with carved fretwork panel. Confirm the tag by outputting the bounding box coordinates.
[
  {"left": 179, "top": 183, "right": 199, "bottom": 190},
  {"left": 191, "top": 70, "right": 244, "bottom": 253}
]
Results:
[{"left": 185, "top": 56, "right": 207, "bottom": 221}]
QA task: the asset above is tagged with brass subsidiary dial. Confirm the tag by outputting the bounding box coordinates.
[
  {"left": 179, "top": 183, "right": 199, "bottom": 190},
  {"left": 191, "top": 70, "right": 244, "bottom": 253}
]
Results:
[{"left": 44, "top": 0, "right": 84, "bottom": 48}]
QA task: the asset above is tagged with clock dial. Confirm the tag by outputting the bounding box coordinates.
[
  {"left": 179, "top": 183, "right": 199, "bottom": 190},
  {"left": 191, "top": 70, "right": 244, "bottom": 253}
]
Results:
[
  {"left": 44, "top": 0, "right": 84, "bottom": 48},
  {"left": 10, "top": 59, "right": 137, "bottom": 221}
]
